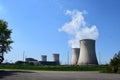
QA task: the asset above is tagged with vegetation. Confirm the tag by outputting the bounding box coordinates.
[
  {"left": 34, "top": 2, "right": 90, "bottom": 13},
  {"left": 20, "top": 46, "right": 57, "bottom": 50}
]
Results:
[
  {"left": 109, "top": 51, "right": 120, "bottom": 73},
  {"left": 0, "top": 19, "right": 13, "bottom": 63},
  {"left": 101, "top": 51, "right": 120, "bottom": 73},
  {"left": 0, "top": 64, "right": 106, "bottom": 71}
]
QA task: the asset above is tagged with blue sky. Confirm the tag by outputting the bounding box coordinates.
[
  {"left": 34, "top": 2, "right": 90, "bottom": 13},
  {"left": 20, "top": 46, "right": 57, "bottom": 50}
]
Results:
[{"left": 0, "top": 0, "right": 120, "bottom": 64}]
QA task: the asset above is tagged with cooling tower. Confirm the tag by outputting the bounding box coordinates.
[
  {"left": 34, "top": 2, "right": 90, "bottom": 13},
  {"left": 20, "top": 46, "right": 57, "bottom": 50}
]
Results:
[
  {"left": 52, "top": 53, "right": 60, "bottom": 65},
  {"left": 77, "top": 39, "right": 98, "bottom": 65},
  {"left": 41, "top": 55, "right": 47, "bottom": 61},
  {"left": 71, "top": 48, "right": 80, "bottom": 65}
]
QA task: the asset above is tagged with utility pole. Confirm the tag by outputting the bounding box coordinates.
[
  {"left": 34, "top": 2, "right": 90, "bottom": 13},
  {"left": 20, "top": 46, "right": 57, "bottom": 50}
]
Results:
[
  {"left": 98, "top": 52, "right": 101, "bottom": 65},
  {"left": 23, "top": 51, "right": 25, "bottom": 61},
  {"left": 67, "top": 51, "right": 69, "bottom": 65}
]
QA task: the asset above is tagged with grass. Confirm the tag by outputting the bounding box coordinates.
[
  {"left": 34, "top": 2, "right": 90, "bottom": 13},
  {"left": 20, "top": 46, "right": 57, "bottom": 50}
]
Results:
[
  {"left": 1, "top": 64, "right": 120, "bottom": 74},
  {"left": 0, "top": 64, "right": 106, "bottom": 71}
]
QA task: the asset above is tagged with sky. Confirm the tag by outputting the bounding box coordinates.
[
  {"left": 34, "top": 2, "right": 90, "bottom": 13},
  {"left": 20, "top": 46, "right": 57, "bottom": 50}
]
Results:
[{"left": 0, "top": 0, "right": 120, "bottom": 64}]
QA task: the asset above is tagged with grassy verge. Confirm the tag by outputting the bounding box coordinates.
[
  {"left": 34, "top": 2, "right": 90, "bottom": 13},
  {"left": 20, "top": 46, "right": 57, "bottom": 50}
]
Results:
[{"left": 0, "top": 64, "right": 106, "bottom": 71}]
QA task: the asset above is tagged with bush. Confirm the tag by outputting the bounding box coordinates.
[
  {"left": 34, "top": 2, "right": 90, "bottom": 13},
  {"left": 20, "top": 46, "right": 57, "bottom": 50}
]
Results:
[
  {"left": 100, "top": 66, "right": 113, "bottom": 73},
  {"left": 109, "top": 51, "right": 120, "bottom": 73}
]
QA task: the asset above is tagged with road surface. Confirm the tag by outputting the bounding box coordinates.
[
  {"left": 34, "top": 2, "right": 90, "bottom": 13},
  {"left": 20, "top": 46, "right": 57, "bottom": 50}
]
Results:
[{"left": 0, "top": 70, "right": 120, "bottom": 80}]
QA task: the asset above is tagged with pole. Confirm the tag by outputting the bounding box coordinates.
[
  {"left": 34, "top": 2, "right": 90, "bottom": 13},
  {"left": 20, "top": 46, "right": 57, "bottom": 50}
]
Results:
[
  {"left": 67, "top": 51, "right": 69, "bottom": 65},
  {"left": 23, "top": 51, "right": 25, "bottom": 61},
  {"left": 99, "top": 52, "right": 101, "bottom": 65}
]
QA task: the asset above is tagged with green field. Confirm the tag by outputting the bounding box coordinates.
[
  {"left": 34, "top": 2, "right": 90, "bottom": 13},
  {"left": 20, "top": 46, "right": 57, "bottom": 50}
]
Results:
[
  {"left": 1, "top": 64, "right": 120, "bottom": 73},
  {"left": 0, "top": 64, "right": 107, "bottom": 71}
]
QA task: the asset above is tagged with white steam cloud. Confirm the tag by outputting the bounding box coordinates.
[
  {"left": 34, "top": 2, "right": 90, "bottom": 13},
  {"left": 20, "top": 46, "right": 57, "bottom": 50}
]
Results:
[{"left": 58, "top": 10, "right": 99, "bottom": 48}]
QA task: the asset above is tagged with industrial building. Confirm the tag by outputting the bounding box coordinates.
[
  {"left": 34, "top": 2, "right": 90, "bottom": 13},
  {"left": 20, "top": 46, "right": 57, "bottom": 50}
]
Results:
[
  {"left": 77, "top": 39, "right": 98, "bottom": 65},
  {"left": 39, "top": 61, "right": 59, "bottom": 66},
  {"left": 41, "top": 55, "right": 47, "bottom": 61},
  {"left": 39, "top": 54, "right": 60, "bottom": 65},
  {"left": 71, "top": 48, "right": 80, "bottom": 65},
  {"left": 23, "top": 53, "right": 60, "bottom": 66},
  {"left": 71, "top": 39, "right": 98, "bottom": 66},
  {"left": 52, "top": 53, "right": 60, "bottom": 65},
  {"left": 25, "top": 58, "right": 40, "bottom": 65}
]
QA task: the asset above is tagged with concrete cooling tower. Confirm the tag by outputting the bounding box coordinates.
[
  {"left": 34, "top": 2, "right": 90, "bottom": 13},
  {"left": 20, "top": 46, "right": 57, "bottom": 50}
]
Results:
[
  {"left": 52, "top": 53, "right": 60, "bottom": 65},
  {"left": 71, "top": 48, "right": 80, "bottom": 65},
  {"left": 77, "top": 39, "right": 98, "bottom": 65},
  {"left": 41, "top": 55, "right": 47, "bottom": 61}
]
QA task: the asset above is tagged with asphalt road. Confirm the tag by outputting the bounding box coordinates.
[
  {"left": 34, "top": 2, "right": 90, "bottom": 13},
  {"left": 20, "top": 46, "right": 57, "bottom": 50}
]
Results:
[{"left": 0, "top": 70, "right": 120, "bottom": 80}]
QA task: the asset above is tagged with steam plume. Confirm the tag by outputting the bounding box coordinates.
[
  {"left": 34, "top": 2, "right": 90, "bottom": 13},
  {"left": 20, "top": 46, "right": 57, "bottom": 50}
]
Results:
[{"left": 58, "top": 10, "right": 99, "bottom": 48}]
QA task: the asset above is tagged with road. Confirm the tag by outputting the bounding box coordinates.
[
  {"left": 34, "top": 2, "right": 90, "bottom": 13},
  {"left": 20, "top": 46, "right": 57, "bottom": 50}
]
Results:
[{"left": 0, "top": 70, "right": 120, "bottom": 80}]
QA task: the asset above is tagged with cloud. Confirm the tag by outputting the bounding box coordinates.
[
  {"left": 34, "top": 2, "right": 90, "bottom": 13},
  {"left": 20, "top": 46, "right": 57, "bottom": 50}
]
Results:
[
  {"left": 58, "top": 10, "right": 99, "bottom": 48},
  {"left": 59, "top": 10, "right": 85, "bottom": 35}
]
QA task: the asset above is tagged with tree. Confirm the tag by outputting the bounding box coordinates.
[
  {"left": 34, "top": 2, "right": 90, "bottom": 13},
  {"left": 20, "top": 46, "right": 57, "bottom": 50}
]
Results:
[
  {"left": 110, "top": 51, "right": 120, "bottom": 73},
  {"left": 0, "top": 19, "right": 13, "bottom": 63}
]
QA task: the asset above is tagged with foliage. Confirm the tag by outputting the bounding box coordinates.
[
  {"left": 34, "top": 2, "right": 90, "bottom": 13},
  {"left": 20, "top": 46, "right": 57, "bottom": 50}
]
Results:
[
  {"left": 0, "top": 19, "right": 13, "bottom": 63},
  {"left": 100, "top": 65, "right": 113, "bottom": 73},
  {"left": 15, "top": 61, "right": 26, "bottom": 65},
  {"left": 109, "top": 51, "right": 120, "bottom": 73}
]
